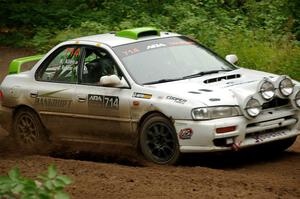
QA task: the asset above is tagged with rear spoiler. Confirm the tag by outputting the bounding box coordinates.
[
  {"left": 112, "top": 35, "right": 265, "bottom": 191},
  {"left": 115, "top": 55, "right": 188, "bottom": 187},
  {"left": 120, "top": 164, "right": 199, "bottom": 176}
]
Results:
[{"left": 8, "top": 54, "right": 44, "bottom": 74}]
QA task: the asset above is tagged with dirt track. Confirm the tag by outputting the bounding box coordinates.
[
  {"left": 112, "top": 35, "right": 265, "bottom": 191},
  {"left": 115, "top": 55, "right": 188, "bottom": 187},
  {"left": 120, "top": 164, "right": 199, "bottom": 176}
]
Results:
[{"left": 0, "top": 46, "right": 299, "bottom": 198}]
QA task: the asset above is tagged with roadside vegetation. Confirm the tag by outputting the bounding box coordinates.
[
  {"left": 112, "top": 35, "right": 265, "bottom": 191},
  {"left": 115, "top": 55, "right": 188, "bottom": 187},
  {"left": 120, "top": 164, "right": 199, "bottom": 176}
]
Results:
[
  {"left": 0, "top": 0, "right": 299, "bottom": 80},
  {"left": 0, "top": 165, "right": 72, "bottom": 199}
]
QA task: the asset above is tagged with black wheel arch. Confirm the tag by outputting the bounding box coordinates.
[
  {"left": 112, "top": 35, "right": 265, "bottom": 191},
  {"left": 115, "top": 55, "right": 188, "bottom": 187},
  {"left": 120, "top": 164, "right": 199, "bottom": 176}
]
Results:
[{"left": 13, "top": 105, "right": 41, "bottom": 121}]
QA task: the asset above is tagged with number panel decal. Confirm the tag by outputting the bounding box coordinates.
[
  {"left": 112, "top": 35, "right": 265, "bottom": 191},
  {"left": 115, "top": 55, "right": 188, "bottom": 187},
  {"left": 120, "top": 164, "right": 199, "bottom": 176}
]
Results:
[{"left": 88, "top": 94, "right": 119, "bottom": 109}]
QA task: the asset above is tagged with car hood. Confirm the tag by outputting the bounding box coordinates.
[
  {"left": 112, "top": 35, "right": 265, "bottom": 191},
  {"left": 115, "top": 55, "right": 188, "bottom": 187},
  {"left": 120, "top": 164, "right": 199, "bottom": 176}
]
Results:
[{"left": 144, "top": 68, "right": 279, "bottom": 107}]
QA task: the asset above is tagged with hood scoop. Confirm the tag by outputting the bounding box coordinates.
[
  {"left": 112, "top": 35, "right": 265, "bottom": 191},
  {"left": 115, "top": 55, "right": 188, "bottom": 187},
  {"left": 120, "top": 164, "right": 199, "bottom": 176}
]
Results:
[
  {"left": 204, "top": 74, "right": 241, "bottom": 84},
  {"left": 188, "top": 91, "right": 201, "bottom": 94}
]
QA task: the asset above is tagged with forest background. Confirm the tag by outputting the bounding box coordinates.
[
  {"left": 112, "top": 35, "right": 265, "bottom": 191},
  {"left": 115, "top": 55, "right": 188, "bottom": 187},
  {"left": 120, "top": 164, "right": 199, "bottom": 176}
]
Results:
[{"left": 0, "top": 0, "right": 299, "bottom": 80}]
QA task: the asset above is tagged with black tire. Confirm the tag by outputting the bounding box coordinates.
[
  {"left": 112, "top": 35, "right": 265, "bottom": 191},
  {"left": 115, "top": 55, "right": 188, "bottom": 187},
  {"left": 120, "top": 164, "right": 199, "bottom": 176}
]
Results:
[
  {"left": 13, "top": 107, "right": 49, "bottom": 153},
  {"left": 139, "top": 115, "right": 180, "bottom": 165}
]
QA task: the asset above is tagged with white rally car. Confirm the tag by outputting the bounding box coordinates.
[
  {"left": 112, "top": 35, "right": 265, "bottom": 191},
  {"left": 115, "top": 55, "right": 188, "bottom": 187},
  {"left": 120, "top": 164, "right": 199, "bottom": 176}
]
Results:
[{"left": 0, "top": 27, "right": 299, "bottom": 164}]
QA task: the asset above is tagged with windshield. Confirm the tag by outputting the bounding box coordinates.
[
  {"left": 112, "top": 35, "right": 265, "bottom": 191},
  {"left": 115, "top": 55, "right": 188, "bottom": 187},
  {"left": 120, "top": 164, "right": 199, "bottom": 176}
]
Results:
[{"left": 113, "top": 36, "right": 236, "bottom": 85}]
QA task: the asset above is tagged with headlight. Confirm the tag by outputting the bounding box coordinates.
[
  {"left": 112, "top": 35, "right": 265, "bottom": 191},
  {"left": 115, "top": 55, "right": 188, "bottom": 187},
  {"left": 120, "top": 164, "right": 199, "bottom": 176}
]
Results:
[
  {"left": 260, "top": 81, "right": 275, "bottom": 100},
  {"left": 279, "top": 78, "right": 294, "bottom": 97},
  {"left": 245, "top": 98, "right": 261, "bottom": 117},
  {"left": 191, "top": 106, "right": 241, "bottom": 120},
  {"left": 295, "top": 90, "right": 300, "bottom": 108}
]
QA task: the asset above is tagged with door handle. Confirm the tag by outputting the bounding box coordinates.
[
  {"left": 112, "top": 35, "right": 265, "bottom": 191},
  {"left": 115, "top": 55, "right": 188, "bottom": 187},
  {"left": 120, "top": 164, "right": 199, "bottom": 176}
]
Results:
[
  {"left": 77, "top": 96, "right": 87, "bottom": 102},
  {"left": 30, "top": 91, "right": 38, "bottom": 98}
]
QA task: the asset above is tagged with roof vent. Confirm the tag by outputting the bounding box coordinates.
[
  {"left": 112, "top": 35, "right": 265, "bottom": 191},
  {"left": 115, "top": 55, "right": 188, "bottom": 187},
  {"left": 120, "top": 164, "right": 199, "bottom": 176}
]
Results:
[
  {"left": 204, "top": 74, "right": 241, "bottom": 84},
  {"left": 116, "top": 27, "right": 160, "bottom": 40}
]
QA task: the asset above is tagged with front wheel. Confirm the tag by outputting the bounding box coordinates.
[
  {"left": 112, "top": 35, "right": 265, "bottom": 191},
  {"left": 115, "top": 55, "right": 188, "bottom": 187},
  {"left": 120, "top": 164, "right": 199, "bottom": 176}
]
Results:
[{"left": 139, "top": 115, "right": 180, "bottom": 165}]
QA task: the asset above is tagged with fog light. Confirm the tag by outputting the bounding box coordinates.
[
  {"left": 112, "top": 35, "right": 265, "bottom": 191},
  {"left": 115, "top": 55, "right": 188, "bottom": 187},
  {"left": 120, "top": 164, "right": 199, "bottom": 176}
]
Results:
[
  {"left": 295, "top": 91, "right": 300, "bottom": 108},
  {"left": 279, "top": 78, "right": 294, "bottom": 97},
  {"left": 245, "top": 98, "right": 261, "bottom": 117},
  {"left": 260, "top": 81, "right": 275, "bottom": 100}
]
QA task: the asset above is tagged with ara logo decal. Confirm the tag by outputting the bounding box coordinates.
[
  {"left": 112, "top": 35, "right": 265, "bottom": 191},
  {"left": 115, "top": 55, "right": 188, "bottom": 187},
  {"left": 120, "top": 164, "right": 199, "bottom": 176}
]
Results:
[
  {"left": 146, "top": 43, "right": 166, "bottom": 50},
  {"left": 179, "top": 128, "right": 193, "bottom": 139},
  {"left": 88, "top": 94, "right": 119, "bottom": 109}
]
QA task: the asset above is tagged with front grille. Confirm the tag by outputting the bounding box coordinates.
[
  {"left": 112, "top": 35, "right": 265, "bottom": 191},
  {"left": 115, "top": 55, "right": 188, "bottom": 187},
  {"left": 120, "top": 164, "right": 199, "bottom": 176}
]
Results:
[
  {"left": 246, "top": 115, "right": 297, "bottom": 135},
  {"left": 262, "top": 97, "right": 290, "bottom": 110},
  {"left": 245, "top": 126, "right": 287, "bottom": 139}
]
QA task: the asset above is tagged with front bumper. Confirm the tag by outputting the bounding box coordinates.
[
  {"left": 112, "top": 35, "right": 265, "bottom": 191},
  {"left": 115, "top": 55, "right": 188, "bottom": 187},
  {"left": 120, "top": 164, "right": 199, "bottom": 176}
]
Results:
[
  {"left": 0, "top": 105, "right": 13, "bottom": 132},
  {"left": 174, "top": 106, "right": 300, "bottom": 153}
]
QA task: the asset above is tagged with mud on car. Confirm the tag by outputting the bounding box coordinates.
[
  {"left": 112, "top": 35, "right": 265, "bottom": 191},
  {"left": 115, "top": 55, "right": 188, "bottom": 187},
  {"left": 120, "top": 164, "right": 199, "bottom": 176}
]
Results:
[{"left": 0, "top": 27, "right": 299, "bottom": 164}]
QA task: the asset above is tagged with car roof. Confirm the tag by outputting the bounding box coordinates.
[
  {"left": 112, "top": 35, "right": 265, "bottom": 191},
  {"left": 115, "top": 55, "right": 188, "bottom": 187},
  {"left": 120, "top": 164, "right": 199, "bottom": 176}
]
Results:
[{"left": 71, "top": 31, "right": 180, "bottom": 47}]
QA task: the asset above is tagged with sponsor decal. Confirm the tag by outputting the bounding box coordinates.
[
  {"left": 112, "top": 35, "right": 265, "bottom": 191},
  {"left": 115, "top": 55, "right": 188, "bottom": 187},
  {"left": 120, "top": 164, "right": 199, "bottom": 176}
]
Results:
[
  {"left": 224, "top": 80, "right": 257, "bottom": 87},
  {"left": 34, "top": 89, "right": 72, "bottom": 111},
  {"left": 39, "top": 89, "right": 69, "bottom": 97},
  {"left": 251, "top": 131, "right": 286, "bottom": 143},
  {"left": 209, "top": 98, "right": 220, "bottom": 101},
  {"left": 168, "top": 41, "right": 195, "bottom": 46},
  {"left": 35, "top": 97, "right": 72, "bottom": 109},
  {"left": 179, "top": 128, "right": 193, "bottom": 139},
  {"left": 132, "top": 100, "right": 140, "bottom": 107},
  {"left": 132, "top": 92, "right": 152, "bottom": 99},
  {"left": 166, "top": 96, "right": 187, "bottom": 104},
  {"left": 88, "top": 94, "right": 119, "bottom": 109},
  {"left": 146, "top": 43, "right": 166, "bottom": 50},
  {"left": 122, "top": 48, "right": 140, "bottom": 56}
]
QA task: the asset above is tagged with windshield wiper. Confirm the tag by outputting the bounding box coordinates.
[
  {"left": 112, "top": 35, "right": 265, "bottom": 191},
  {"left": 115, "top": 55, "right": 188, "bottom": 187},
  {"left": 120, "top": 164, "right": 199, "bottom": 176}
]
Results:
[
  {"left": 143, "top": 78, "right": 183, "bottom": 85},
  {"left": 183, "top": 69, "right": 232, "bottom": 79}
]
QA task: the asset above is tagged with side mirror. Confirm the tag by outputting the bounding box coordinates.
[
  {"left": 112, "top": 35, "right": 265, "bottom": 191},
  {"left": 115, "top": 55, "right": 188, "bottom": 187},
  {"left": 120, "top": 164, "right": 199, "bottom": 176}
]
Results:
[
  {"left": 225, "top": 54, "right": 238, "bottom": 64},
  {"left": 99, "top": 75, "right": 129, "bottom": 87}
]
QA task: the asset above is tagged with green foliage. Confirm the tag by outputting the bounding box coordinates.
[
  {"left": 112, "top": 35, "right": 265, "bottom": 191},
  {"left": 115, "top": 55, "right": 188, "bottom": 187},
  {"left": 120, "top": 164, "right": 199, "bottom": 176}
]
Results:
[
  {"left": 0, "top": 165, "right": 72, "bottom": 199},
  {"left": 0, "top": 0, "right": 299, "bottom": 80},
  {"left": 214, "top": 31, "right": 300, "bottom": 80}
]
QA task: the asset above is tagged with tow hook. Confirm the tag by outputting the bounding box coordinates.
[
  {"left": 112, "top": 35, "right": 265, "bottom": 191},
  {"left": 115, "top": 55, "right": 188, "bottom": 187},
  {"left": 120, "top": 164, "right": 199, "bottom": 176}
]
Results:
[{"left": 231, "top": 142, "right": 242, "bottom": 151}]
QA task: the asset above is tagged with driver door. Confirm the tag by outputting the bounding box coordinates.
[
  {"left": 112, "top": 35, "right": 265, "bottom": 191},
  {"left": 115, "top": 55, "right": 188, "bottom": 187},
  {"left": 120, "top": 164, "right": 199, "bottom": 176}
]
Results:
[{"left": 72, "top": 46, "right": 134, "bottom": 145}]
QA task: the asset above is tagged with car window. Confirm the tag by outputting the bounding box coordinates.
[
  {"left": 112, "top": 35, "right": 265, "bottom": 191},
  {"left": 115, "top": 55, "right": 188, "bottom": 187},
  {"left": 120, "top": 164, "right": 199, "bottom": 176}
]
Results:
[
  {"left": 81, "top": 47, "right": 120, "bottom": 85},
  {"left": 36, "top": 46, "right": 81, "bottom": 83},
  {"left": 113, "top": 36, "right": 236, "bottom": 85}
]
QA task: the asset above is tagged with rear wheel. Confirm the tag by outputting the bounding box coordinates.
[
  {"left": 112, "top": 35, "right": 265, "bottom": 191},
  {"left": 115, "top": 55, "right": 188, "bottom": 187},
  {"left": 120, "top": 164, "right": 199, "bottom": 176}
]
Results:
[
  {"left": 13, "top": 108, "right": 49, "bottom": 153},
  {"left": 139, "top": 115, "right": 180, "bottom": 165}
]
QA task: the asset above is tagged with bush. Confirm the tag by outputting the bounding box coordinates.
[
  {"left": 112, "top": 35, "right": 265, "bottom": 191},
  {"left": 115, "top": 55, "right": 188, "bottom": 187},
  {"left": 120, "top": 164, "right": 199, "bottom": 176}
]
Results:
[
  {"left": 213, "top": 31, "right": 300, "bottom": 80},
  {"left": 0, "top": 0, "right": 299, "bottom": 80},
  {"left": 0, "top": 165, "right": 72, "bottom": 199}
]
